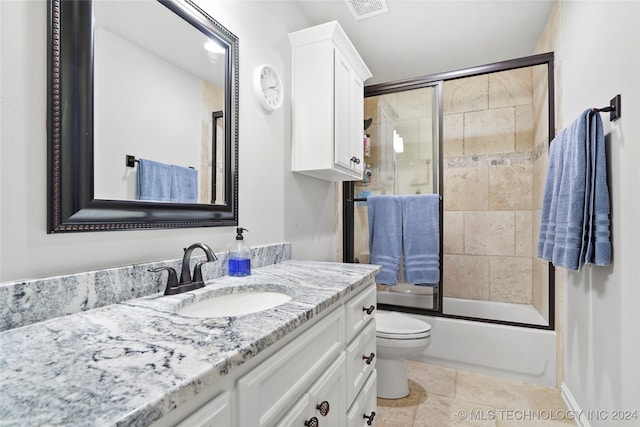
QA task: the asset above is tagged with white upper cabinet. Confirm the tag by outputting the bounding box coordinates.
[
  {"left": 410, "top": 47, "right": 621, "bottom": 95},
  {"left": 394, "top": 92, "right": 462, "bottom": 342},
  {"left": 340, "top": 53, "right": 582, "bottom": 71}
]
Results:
[{"left": 289, "top": 21, "right": 372, "bottom": 181}]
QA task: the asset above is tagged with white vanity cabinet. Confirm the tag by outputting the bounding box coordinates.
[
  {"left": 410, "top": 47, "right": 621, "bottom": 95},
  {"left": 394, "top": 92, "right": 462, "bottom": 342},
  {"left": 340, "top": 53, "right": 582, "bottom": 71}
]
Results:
[
  {"left": 289, "top": 21, "right": 372, "bottom": 182},
  {"left": 160, "top": 280, "right": 377, "bottom": 427},
  {"left": 175, "top": 391, "right": 232, "bottom": 427},
  {"left": 237, "top": 307, "right": 345, "bottom": 426}
]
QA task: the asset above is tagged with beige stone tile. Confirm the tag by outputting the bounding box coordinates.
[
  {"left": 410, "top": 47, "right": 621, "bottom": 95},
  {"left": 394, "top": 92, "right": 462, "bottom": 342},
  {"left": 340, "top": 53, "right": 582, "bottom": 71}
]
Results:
[
  {"left": 532, "top": 155, "right": 547, "bottom": 211},
  {"left": 531, "top": 258, "right": 549, "bottom": 322},
  {"left": 496, "top": 417, "right": 576, "bottom": 427},
  {"left": 412, "top": 393, "right": 453, "bottom": 427},
  {"left": 364, "top": 96, "right": 379, "bottom": 125},
  {"left": 496, "top": 384, "right": 577, "bottom": 427},
  {"left": 418, "top": 118, "right": 435, "bottom": 158},
  {"left": 444, "top": 211, "right": 464, "bottom": 255},
  {"left": 376, "top": 403, "right": 418, "bottom": 427},
  {"left": 443, "top": 166, "right": 489, "bottom": 211},
  {"left": 489, "top": 68, "right": 533, "bottom": 109},
  {"left": 515, "top": 211, "right": 533, "bottom": 257},
  {"left": 464, "top": 108, "right": 515, "bottom": 155},
  {"left": 378, "top": 379, "right": 428, "bottom": 408},
  {"left": 443, "top": 254, "right": 490, "bottom": 300},
  {"left": 532, "top": 209, "right": 541, "bottom": 251},
  {"left": 455, "top": 370, "right": 530, "bottom": 410},
  {"left": 376, "top": 379, "right": 426, "bottom": 426},
  {"left": 413, "top": 394, "right": 498, "bottom": 427},
  {"left": 526, "top": 384, "right": 573, "bottom": 415},
  {"left": 449, "top": 399, "right": 499, "bottom": 427},
  {"left": 444, "top": 113, "right": 465, "bottom": 158},
  {"left": 444, "top": 75, "right": 489, "bottom": 114},
  {"left": 464, "top": 211, "right": 515, "bottom": 256},
  {"left": 407, "top": 360, "right": 457, "bottom": 398},
  {"left": 489, "top": 164, "right": 533, "bottom": 211},
  {"left": 489, "top": 257, "right": 532, "bottom": 304},
  {"left": 396, "top": 87, "right": 435, "bottom": 120},
  {"left": 515, "top": 105, "right": 534, "bottom": 152}
]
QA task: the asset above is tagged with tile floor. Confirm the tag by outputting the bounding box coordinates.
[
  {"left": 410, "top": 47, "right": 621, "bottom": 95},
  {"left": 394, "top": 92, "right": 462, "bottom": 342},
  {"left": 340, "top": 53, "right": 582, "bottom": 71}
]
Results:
[{"left": 375, "top": 360, "right": 577, "bottom": 426}]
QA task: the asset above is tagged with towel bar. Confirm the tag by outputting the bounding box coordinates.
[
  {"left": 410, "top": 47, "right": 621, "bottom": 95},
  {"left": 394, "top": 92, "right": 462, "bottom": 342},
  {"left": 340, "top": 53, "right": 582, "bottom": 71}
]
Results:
[
  {"left": 592, "top": 94, "right": 621, "bottom": 122},
  {"left": 125, "top": 155, "right": 195, "bottom": 169}
]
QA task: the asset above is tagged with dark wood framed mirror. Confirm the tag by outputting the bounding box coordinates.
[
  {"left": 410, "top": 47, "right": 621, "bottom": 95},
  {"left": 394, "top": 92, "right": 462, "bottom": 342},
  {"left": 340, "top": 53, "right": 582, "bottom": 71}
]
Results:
[{"left": 47, "top": 0, "right": 238, "bottom": 233}]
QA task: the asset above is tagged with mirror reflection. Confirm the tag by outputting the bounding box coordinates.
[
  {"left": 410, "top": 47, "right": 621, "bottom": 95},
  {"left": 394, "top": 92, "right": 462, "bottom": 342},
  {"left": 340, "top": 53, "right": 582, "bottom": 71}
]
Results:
[
  {"left": 93, "top": 0, "right": 227, "bottom": 205},
  {"left": 47, "top": 0, "right": 239, "bottom": 232}
]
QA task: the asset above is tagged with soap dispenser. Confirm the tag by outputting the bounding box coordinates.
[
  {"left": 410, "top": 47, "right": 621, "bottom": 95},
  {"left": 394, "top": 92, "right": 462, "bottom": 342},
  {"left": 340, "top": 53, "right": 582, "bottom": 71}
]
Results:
[{"left": 228, "top": 227, "right": 251, "bottom": 276}]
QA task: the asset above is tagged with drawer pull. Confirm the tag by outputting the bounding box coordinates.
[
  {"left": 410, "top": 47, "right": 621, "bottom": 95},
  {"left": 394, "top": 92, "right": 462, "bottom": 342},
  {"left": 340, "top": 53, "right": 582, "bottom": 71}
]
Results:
[
  {"left": 316, "top": 400, "right": 330, "bottom": 416},
  {"left": 363, "top": 411, "right": 376, "bottom": 425},
  {"left": 350, "top": 156, "right": 361, "bottom": 164},
  {"left": 304, "top": 417, "right": 319, "bottom": 427},
  {"left": 362, "top": 352, "right": 375, "bottom": 365},
  {"left": 362, "top": 305, "right": 375, "bottom": 315}
]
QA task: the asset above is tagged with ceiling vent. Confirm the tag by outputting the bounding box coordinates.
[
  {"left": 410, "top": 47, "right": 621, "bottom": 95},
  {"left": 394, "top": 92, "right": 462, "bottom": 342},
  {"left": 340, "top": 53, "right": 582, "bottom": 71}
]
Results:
[{"left": 344, "top": 0, "right": 389, "bottom": 21}]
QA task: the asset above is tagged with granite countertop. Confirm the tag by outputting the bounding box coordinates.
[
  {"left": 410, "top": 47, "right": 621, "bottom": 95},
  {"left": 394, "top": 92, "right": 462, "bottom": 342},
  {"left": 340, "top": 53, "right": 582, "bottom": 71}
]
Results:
[{"left": 0, "top": 260, "right": 379, "bottom": 427}]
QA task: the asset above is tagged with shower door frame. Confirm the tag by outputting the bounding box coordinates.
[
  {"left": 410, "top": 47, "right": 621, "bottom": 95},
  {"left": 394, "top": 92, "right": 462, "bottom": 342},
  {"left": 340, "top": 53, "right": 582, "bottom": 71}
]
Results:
[{"left": 343, "top": 52, "right": 556, "bottom": 331}]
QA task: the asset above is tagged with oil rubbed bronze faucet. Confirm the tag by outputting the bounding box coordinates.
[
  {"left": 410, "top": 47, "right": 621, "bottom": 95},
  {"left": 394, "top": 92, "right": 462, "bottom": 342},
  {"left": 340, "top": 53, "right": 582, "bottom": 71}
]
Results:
[{"left": 149, "top": 243, "right": 218, "bottom": 295}]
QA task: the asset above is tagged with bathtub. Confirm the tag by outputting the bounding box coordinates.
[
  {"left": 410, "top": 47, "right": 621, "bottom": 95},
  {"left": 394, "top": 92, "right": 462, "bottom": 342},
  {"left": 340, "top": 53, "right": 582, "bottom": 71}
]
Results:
[{"left": 379, "top": 295, "right": 557, "bottom": 387}]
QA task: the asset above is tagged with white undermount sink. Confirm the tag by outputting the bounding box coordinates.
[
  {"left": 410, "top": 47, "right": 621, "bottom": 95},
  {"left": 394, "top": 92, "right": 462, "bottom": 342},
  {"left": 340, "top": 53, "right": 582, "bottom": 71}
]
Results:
[{"left": 177, "top": 286, "right": 293, "bottom": 318}]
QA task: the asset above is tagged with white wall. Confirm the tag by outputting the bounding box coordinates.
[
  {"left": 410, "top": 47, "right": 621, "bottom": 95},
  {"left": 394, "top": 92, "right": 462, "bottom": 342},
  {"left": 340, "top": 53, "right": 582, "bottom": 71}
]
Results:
[
  {"left": 0, "top": 0, "right": 341, "bottom": 283},
  {"left": 560, "top": 0, "right": 640, "bottom": 422}
]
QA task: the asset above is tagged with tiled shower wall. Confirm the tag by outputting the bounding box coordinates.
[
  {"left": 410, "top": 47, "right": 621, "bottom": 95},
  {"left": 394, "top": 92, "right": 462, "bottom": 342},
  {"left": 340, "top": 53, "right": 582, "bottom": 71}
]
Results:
[{"left": 442, "top": 67, "right": 548, "bottom": 318}]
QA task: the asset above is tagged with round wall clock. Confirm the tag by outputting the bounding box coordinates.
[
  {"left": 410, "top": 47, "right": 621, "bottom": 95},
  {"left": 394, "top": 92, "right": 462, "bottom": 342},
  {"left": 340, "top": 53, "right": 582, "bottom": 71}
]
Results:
[{"left": 253, "top": 64, "right": 283, "bottom": 111}]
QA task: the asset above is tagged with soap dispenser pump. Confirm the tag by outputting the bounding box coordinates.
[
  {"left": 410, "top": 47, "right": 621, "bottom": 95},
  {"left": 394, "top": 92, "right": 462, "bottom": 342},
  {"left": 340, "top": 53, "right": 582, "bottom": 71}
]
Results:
[{"left": 228, "top": 227, "right": 251, "bottom": 276}]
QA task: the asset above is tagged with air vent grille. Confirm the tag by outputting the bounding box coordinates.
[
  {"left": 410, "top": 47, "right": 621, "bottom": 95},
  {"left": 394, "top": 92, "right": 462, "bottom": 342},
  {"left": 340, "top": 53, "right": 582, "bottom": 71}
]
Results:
[{"left": 344, "top": 0, "right": 389, "bottom": 21}]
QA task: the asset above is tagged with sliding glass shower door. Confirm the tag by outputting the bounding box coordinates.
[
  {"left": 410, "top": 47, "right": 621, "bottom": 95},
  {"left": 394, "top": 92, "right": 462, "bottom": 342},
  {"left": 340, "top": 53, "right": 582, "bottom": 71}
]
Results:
[
  {"left": 350, "top": 84, "right": 442, "bottom": 312},
  {"left": 344, "top": 53, "right": 555, "bottom": 329}
]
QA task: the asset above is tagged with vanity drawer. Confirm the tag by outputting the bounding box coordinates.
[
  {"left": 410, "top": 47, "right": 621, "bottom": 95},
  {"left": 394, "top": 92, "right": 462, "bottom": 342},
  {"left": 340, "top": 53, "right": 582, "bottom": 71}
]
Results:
[
  {"left": 237, "top": 307, "right": 345, "bottom": 427},
  {"left": 345, "top": 284, "right": 376, "bottom": 343},
  {"left": 345, "top": 319, "right": 376, "bottom": 404},
  {"left": 347, "top": 370, "right": 377, "bottom": 427}
]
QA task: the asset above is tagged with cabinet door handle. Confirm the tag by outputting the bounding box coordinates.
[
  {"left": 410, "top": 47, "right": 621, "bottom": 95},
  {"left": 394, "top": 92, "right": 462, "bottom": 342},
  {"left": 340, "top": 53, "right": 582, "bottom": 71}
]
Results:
[
  {"left": 362, "top": 305, "right": 375, "bottom": 315},
  {"left": 350, "top": 156, "right": 361, "bottom": 164},
  {"left": 363, "top": 411, "right": 376, "bottom": 425},
  {"left": 304, "top": 417, "right": 319, "bottom": 427},
  {"left": 362, "top": 352, "right": 375, "bottom": 365},
  {"left": 316, "top": 400, "right": 330, "bottom": 416}
]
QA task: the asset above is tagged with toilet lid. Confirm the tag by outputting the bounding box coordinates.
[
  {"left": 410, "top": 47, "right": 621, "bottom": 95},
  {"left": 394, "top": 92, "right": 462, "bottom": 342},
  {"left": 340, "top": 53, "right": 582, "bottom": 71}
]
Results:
[{"left": 376, "top": 312, "right": 431, "bottom": 339}]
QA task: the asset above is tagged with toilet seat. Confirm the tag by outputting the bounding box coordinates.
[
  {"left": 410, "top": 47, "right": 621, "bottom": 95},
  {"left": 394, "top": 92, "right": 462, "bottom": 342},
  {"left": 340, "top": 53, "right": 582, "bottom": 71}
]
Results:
[{"left": 376, "top": 312, "right": 431, "bottom": 340}]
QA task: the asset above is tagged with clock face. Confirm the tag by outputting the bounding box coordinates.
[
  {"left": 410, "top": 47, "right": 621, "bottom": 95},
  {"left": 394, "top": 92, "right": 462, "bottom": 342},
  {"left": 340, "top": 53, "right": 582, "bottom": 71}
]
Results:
[{"left": 254, "top": 65, "right": 283, "bottom": 111}]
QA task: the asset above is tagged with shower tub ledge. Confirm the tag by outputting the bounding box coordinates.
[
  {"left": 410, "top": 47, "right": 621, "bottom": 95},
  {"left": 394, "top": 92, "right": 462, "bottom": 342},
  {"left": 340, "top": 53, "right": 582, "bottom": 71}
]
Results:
[{"left": 403, "top": 312, "right": 557, "bottom": 387}]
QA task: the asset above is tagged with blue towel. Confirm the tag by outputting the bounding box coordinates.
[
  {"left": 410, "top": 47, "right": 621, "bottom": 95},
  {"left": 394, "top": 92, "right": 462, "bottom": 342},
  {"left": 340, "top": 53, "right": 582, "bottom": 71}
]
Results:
[
  {"left": 402, "top": 194, "right": 440, "bottom": 284},
  {"left": 538, "top": 109, "right": 611, "bottom": 270},
  {"left": 368, "top": 195, "right": 403, "bottom": 285},
  {"left": 170, "top": 165, "right": 198, "bottom": 203},
  {"left": 137, "top": 159, "right": 172, "bottom": 202},
  {"left": 585, "top": 112, "right": 611, "bottom": 265}
]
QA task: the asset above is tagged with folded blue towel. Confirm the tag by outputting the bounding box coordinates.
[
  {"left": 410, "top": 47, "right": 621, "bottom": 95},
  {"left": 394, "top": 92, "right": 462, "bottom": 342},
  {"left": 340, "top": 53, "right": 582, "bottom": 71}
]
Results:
[
  {"left": 585, "top": 111, "right": 611, "bottom": 265},
  {"left": 538, "top": 109, "right": 611, "bottom": 270},
  {"left": 402, "top": 194, "right": 440, "bottom": 284},
  {"left": 137, "top": 159, "right": 172, "bottom": 202},
  {"left": 170, "top": 165, "right": 198, "bottom": 203},
  {"left": 368, "top": 195, "right": 403, "bottom": 285}
]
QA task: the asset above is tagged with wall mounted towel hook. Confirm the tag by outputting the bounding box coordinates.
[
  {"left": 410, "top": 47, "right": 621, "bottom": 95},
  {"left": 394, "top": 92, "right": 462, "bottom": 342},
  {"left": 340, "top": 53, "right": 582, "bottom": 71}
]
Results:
[{"left": 592, "top": 94, "right": 621, "bottom": 122}]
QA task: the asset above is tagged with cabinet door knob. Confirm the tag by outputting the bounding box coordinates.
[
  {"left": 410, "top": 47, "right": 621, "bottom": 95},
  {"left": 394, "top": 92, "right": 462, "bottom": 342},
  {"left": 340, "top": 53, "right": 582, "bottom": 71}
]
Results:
[
  {"left": 350, "top": 156, "right": 361, "bottom": 164},
  {"left": 304, "top": 417, "right": 319, "bottom": 427},
  {"left": 362, "top": 352, "right": 375, "bottom": 365},
  {"left": 363, "top": 411, "right": 376, "bottom": 425},
  {"left": 316, "top": 400, "right": 330, "bottom": 416},
  {"left": 362, "top": 305, "right": 375, "bottom": 315}
]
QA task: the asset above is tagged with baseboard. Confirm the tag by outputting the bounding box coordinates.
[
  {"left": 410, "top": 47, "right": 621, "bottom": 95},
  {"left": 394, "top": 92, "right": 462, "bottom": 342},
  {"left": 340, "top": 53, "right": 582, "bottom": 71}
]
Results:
[{"left": 561, "top": 383, "right": 591, "bottom": 427}]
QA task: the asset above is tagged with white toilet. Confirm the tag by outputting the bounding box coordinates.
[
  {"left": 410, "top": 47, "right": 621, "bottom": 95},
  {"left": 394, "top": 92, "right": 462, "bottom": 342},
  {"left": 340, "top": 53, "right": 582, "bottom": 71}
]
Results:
[{"left": 375, "top": 311, "right": 432, "bottom": 399}]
